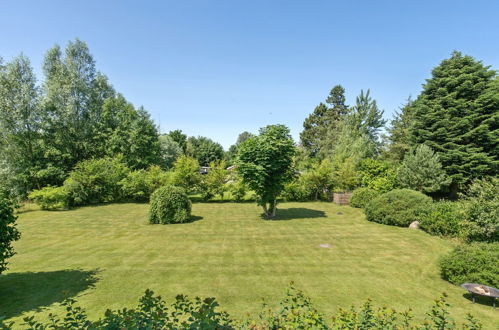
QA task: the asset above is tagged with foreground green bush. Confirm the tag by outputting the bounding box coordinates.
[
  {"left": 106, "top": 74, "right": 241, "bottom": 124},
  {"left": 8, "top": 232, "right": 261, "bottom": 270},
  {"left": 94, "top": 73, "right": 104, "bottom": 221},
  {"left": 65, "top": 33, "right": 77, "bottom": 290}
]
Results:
[
  {"left": 64, "top": 157, "right": 130, "bottom": 206},
  {"left": 0, "top": 196, "right": 20, "bottom": 275},
  {"left": 149, "top": 185, "right": 191, "bottom": 224},
  {"left": 439, "top": 242, "right": 499, "bottom": 288},
  {"left": 28, "top": 186, "right": 68, "bottom": 210},
  {"left": 349, "top": 188, "right": 380, "bottom": 208},
  {"left": 364, "top": 189, "right": 432, "bottom": 227},
  {"left": 418, "top": 201, "right": 465, "bottom": 237},
  {"left": 3, "top": 284, "right": 482, "bottom": 329}
]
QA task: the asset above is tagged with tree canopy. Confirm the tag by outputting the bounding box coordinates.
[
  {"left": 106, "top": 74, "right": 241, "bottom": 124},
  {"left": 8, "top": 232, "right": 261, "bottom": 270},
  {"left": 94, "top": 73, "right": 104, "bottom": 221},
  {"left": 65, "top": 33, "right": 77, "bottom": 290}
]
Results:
[
  {"left": 410, "top": 51, "right": 498, "bottom": 192},
  {"left": 237, "top": 125, "right": 295, "bottom": 218}
]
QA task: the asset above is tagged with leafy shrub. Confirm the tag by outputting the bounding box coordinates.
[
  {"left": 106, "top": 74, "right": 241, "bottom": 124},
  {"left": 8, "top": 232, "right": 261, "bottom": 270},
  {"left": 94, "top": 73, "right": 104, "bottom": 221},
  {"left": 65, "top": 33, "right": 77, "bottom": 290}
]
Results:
[
  {"left": 20, "top": 289, "right": 233, "bottom": 329},
  {"left": 358, "top": 158, "right": 398, "bottom": 193},
  {"left": 120, "top": 166, "right": 170, "bottom": 202},
  {"left": 13, "top": 285, "right": 483, "bottom": 329},
  {"left": 199, "top": 160, "right": 227, "bottom": 201},
  {"left": 28, "top": 186, "right": 68, "bottom": 210},
  {"left": 364, "top": 189, "right": 432, "bottom": 227},
  {"left": 418, "top": 201, "right": 465, "bottom": 237},
  {"left": 227, "top": 179, "right": 247, "bottom": 202},
  {"left": 460, "top": 178, "right": 498, "bottom": 243},
  {"left": 439, "top": 242, "right": 499, "bottom": 287},
  {"left": 64, "top": 157, "right": 130, "bottom": 206},
  {"left": 170, "top": 155, "right": 201, "bottom": 192},
  {"left": 282, "top": 179, "right": 314, "bottom": 201},
  {"left": 0, "top": 195, "right": 21, "bottom": 274},
  {"left": 349, "top": 188, "right": 380, "bottom": 208},
  {"left": 149, "top": 185, "right": 191, "bottom": 224}
]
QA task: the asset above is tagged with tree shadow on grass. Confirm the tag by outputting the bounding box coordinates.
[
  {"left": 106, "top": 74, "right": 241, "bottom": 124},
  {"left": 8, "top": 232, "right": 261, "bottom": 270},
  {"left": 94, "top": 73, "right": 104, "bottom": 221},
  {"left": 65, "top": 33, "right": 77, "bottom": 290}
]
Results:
[
  {"left": 0, "top": 269, "right": 99, "bottom": 319},
  {"left": 462, "top": 293, "right": 497, "bottom": 308},
  {"left": 263, "top": 208, "right": 327, "bottom": 221}
]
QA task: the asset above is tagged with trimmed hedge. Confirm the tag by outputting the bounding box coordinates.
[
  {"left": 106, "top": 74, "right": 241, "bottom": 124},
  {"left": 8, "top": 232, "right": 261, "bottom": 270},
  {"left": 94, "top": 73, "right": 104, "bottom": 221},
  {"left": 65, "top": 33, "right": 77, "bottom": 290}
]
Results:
[
  {"left": 149, "top": 185, "right": 191, "bottom": 224},
  {"left": 349, "top": 188, "right": 380, "bottom": 208},
  {"left": 418, "top": 201, "right": 465, "bottom": 238},
  {"left": 439, "top": 242, "right": 499, "bottom": 288},
  {"left": 364, "top": 189, "right": 432, "bottom": 227}
]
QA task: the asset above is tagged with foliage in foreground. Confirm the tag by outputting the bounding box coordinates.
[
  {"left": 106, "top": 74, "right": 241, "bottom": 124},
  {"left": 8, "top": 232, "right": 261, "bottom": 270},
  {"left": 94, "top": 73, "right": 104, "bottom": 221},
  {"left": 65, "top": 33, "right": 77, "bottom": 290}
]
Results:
[
  {"left": 439, "top": 242, "right": 499, "bottom": 288},
  {"left": 0, "top": 196, "right": 20, "bottom": 274},
  {"left": 149, "top": 185, "right": 192, "bottom": 224},
  {"left": 2, "top": 284, "right": 484, "bottom": 329},
  {"left": 364, "top": 189, "right": 432, "bottom": 227}
]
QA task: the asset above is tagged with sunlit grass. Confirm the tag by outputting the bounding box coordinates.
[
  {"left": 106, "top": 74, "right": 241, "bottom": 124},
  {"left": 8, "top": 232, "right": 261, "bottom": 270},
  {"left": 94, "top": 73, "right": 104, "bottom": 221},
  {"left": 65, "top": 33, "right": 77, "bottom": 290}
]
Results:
[{"left": 1, "top": 202, "right": 496, "bottom": 327}]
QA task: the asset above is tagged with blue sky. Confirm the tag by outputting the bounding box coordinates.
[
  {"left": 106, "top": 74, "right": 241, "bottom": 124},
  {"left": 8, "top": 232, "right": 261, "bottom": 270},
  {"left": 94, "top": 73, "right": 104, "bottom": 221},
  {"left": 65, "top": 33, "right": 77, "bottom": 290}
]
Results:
[{"left": 1, "top": 1, "right": 498, "bottom": 148}]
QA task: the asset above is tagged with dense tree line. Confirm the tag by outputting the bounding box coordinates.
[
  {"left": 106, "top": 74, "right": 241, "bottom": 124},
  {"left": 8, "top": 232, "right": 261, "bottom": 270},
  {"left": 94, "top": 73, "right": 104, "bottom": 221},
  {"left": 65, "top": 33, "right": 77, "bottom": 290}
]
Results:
[{"left": 0, "top": 40, "right": 229, "bottom": 199}]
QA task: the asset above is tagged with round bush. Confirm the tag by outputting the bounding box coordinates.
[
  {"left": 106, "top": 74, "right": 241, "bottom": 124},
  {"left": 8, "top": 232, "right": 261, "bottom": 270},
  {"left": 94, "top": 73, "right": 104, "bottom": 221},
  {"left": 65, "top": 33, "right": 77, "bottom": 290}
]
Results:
[
  {"left": 364, "top": 189, "right": 432, "bottom": 227},
  {"left": 418, "top": 201, "right": 465, "bottom": 237},
  {"left": 349, "top": 188, "right": 380, "bottom": 208},
  {"left": 149, "top": 185, "right": 192, "bottom": 224},
  {"left": 439, "top": 242, "right": 499, "bottom": 287}
]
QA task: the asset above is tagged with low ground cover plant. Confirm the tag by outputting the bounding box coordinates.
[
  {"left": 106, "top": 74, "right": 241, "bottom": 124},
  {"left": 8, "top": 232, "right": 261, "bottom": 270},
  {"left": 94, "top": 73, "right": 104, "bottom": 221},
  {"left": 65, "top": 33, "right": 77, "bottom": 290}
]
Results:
[
  {"left": 439, "top": 242, "right": 499, "bottom": 288},
  {"left": 149, "top": 185, "right": 192, "bottom": 224},
  {"left": 364, "top": 189, "right": 432, "bottom": 227},
  {"left": 3, "top": 284, "right": 483, "bottom": 329}
]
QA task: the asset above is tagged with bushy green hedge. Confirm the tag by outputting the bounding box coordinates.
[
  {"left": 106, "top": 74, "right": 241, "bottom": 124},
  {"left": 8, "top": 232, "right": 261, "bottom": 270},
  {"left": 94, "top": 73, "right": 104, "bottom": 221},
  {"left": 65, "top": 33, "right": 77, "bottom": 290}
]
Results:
[
  {"left": 460, "top": 178, "right": 498, "bottom": 243},
  {"left": 349, "top": 188, "right": 380, "bottom": 208},
  {"left": 28, "top": 186, "right": 68, "bottom": 210},
  {"left": 149, "top": 185, "right": 191, "bottom": 224},
  {"left": 439, "top": 242, "right": 499, "bottom": 288},
  {"left": 64, "top": 157, "right": 130, "bottom": 206},
  {"left": 282, "top": 180, "right": 314, "bottom": 201},
  {"left": 5, "top": 284, "right": 483, "bottom": 329},
  {"left": 364, "top": 189, "right": 432, "bottom": 227},
  {"left": 120, "top": 166, "right": 170, "bottom": 202},
  {"left": 418, "top": 201, "right": 465, "bottom": 238}
]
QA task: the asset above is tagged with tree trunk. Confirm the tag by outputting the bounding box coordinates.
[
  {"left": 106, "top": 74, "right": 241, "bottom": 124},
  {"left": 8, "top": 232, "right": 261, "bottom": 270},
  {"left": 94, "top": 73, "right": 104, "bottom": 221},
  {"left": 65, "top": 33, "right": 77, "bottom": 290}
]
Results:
[{"left": 262, "top": 204, "right": 269, "bottom": 217}]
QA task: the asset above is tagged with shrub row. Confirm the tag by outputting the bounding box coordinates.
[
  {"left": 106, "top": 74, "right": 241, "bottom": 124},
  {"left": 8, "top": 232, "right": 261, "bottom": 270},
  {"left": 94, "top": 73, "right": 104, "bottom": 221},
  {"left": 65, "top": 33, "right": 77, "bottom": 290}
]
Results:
[
  {"left": 3, "top": 284, "right": 483, "bottom": 329},
  {"left": 439, "top": 242, "right": 499, "bottom": 288},
  {"left": 28, "top": 157, "right": 252, "bottom": 209}
]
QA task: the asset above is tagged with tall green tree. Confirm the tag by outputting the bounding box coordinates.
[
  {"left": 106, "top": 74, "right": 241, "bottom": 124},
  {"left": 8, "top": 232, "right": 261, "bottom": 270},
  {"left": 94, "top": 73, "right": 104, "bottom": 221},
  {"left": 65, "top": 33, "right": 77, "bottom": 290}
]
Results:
[
  {"left": 41, "top": 39, "right": 115, "bottom": 184},
  {"left": 410, "top": 52, "right": 498, "bottom": 192},
  {"left": 0, "top": 55, "right": 43, "bottom": 195},
  {"left": 301, "top": 85, "right": 348, "bottom": 156},
  {"left": 225, "top": 131, "right": 254, "bottom": 165},
  {"left": 237, "top": 125, "right": 295, "bottom": 218},
  {"left": 98, "top": 95, "right": 161, "bottom": 169},
  {"left": 168, "top": 129, "right": 187, "bottom": 153},
  {"left": 346, "top": 89, "right": 386, "bottom": 146},
  {"left": 186, "top": 136, "right": 224, "bottom": 166},
  {"left": 385, "top": 98, "right": 414, "bottom": 161},
  {"left": 159, "top": 135, "right": 182, "bottom": 168}
]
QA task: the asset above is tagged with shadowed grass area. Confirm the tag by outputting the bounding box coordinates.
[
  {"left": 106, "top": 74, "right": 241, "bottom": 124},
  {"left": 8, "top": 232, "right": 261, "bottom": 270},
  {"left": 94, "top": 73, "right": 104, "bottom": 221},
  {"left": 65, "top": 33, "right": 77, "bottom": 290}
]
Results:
[
  {"left": 0, "top": 270, "right": 98, "bottom": 319},
  {"left": 3, "top": 202, "right": 497, "bottom": 327}
]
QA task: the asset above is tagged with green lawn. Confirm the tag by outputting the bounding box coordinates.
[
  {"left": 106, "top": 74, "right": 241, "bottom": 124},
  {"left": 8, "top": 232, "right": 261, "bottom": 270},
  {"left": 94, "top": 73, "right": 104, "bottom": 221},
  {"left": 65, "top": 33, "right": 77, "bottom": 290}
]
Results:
[{"left": 1, "top": 202, "right": 497, "bottom": 327}]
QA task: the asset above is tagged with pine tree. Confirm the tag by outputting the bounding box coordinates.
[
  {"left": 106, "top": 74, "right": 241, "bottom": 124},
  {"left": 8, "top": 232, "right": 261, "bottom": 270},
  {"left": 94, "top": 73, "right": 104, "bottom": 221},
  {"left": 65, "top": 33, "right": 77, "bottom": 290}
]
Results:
[
  {"left": 410, "top": 52, "right": 498, "bottom": 192},
  {"left": 300, "top": 85, "right": 348, "bottom": 156},
  {"left": 398, "top": 144, "right": 450, "bottom": 194},
  {"left": 386, "top": 98, "right": 414, "bottom": 161}
]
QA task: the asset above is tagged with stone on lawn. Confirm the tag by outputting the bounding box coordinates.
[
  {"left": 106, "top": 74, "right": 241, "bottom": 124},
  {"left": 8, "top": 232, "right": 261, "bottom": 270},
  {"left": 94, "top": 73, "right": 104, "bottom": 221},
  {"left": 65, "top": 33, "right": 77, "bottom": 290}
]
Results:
[{"left": 409, "top": 221, "right": 420, "bottom": 229}]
